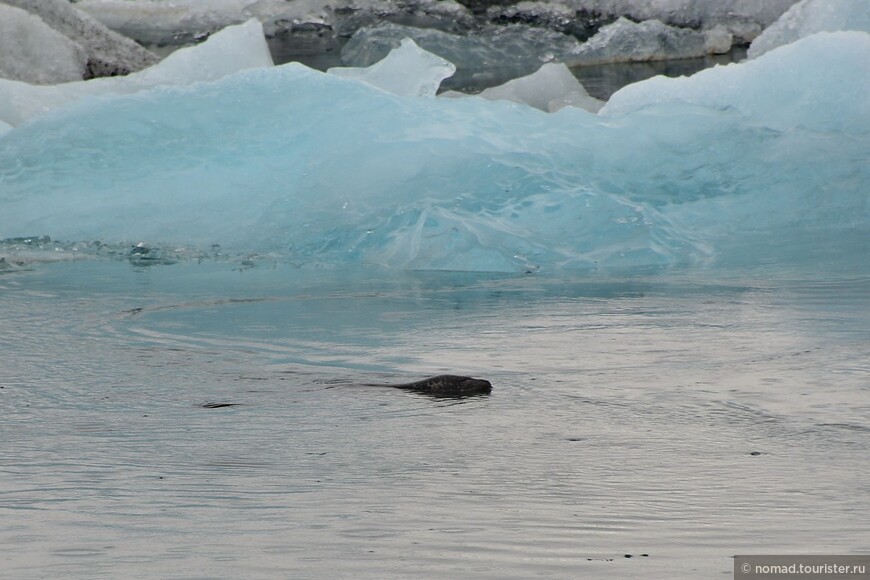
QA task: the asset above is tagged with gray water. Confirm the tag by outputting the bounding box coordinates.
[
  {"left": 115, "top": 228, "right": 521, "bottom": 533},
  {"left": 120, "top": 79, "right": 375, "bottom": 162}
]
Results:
[{"left": 1, "top": 260, "right": 868, "bottom": 579}]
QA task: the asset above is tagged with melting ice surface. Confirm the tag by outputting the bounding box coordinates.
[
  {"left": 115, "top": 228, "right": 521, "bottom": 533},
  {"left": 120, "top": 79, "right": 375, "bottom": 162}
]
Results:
[
  {"left": 0, "top": 19, "right": 272, "bottom": 128},
  {"left": 327, "top": 37, "right": 455, "bottom": 98},
  {"left": 1, "top": 19, "right": 868, "bottom": 273}
]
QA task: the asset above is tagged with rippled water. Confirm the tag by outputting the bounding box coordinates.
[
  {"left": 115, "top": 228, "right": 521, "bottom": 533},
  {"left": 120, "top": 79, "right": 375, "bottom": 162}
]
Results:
[{"left": 1, "top": 260, "right": 868, "bottom": 579}]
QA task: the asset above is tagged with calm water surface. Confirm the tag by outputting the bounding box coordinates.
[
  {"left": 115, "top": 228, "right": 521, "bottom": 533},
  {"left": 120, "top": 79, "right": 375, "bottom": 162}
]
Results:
[{"left": 1, "top": 260, "right": 868, "bottom": 578}]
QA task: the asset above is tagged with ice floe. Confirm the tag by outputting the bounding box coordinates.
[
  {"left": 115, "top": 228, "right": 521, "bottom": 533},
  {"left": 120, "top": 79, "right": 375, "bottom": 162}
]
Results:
[
  {"left": 328, "top": 38, "right": 455, "bottom": 97},
  {"left": 0, "top": 19, "right": 272, "bottom": 127},
  {"left": 1, "top": 0, "right": 158, "bottom": 78},
  {"left": 0, "top": 4, "right": 89, "bottom": 84},
  {"left": 748, "top": 0, "right": 870, "bottom": 58},
  {"left": 442, "top": 62, "right": 603, "bottom": 113},
  {"left": 1, "top": 28, "right": 866, "bottom": 272}
]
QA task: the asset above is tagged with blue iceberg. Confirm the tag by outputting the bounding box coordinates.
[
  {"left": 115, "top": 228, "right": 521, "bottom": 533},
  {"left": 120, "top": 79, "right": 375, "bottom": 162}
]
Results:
[
  {"left": 0, "top": 25, "right": 868, "bottom": 273},
  {"left": 0, "top": 19, "right": 272, "bottom": 128},
  {"left": 748, "top": 0, "right": 870, "bottom": 58}
]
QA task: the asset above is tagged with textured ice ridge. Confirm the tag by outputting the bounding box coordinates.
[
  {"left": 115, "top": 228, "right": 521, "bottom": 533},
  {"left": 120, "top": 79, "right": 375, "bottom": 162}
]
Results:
[
  {"left": 1, "top": 0, "right": 158, "bottom": 80},
  {"left": 0, "top": 19, "right": 272, "bottom": 128},
  {"left": 0, "top": 9, "right": 866, "bottom": 273},
  {"left": 748, "top": 0, "right": 870, "bottom": 58}
]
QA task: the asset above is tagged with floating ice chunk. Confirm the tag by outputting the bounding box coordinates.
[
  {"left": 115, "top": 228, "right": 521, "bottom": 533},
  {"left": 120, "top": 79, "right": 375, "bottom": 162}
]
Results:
[
  {"left": 569, "top": 18, "right": 708, "bottom": 66},
  {"left": 0, "top": 4, "right": 88, "bottom": 84},
  {"left": 0, "top": 63, "right": 713, "bottom": 271},
  {"left": 328, "top": 38, "right": 455, "bottom": 97},
  {"left": 78, "top": 0, "right": 475, "bottom": 49},
  {"left": 73, "top": 0, "right": 797, "bottom": 55},
  {"left": 1, "top": 29, "right": 865, "bottom": 273},
  {"left": 566, "top": 0, "right": 797, "bottom": 34},
  {"left": 130, "top": 18, "right": 273, "bottom": 86},
  {"left": 748, "top": 0, "right": 870, "bottom": 58},
  {"left": 342, "top": 23, "right": 582, "bottom": 90},
  {"left": 327, "top": 0, "right": 476, "bottom": 38},
  {"left": 443, "top": 63, "right": 603, "bottom": 113},
  {"left": 76, "top": 0, "right": 252, "bottom": 46},
  {"left": 703, "top": 25, "right": 733, "bottom": 55},
  {"left": 0, "top": 19, "right": 273, "bottom": 128},
  {"left": 487, "top": 2, "right": 582, "bottom": 35},
  {"left": 244, "top": 0, "right": 334, "bottom": 36},
  {"left": 601, "top": 31, "right": 870, "bottom": 135},
  {"left": 3, "top": 0, "right": 158, "bottom": 77}
]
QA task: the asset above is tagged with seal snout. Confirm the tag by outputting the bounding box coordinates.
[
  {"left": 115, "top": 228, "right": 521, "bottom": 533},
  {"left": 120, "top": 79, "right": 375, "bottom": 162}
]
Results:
[{"left": 463, "top": 378, "right": 493, "bottom": 394}]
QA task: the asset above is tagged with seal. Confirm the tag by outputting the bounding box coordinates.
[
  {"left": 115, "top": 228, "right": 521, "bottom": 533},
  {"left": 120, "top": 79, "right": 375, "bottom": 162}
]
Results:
[{"left": 364, "top": 375, "right": 492, "bottom": 398}]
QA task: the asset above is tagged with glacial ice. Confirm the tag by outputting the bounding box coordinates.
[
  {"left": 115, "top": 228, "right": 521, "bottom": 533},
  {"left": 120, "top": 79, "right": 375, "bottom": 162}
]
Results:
[
  {"left": 76, "top": 0, "right": 476, "bottom": 47},
  {"left": 486, "top": 2, "right": 582, "bottom": 36},
  {"left": 3, "top": 0, "right": 158, "bottom": 78},
  {"left": 442, "top": 63, "right": 604, "bottom": 113},
  {"left": 328, "top": 38, "right": 455, "bottom": 98},
  {"left": 568, "top": 17, "right": 708, "bottom": 66},
  {"left": 703, "top": 25, "right": 734, "bottom": 54},
  {"left": 342, "top": 17, "right": 737, "bottom": 89},
  {"left": 341, "top": 23, "right": 582, "bottom": 89},
  {"left": 0, "top": 4, "right": 88, "bottom": 84},
  {"left": 601, "top": 31, "right": 870, "bottom": 135},
  {"left": 748, "top": 0, "right": 870, "bottom": 58},
  {"left": 0, "top": 19, "right": 272, "bottom": 128},
  {"left": 74, "top": 0, "right": 797, "bottom": 47},
  {"left": 74, "top": 0, "right": 252, "bottom": 45},
  {"left": 565, "top": 0, "right": 798, "bottom": 40},
  {"left": 244, "top": 0, "right": 336, "bottom": 37},
  {"left": 0, "top": 23, "right": 867, "bottom": 273},
  {"left": 65, "top": 0, "right": 800, "bottom": 81},
  {"left": 122, "top": 19, "right": 274, "bottom": 85}
]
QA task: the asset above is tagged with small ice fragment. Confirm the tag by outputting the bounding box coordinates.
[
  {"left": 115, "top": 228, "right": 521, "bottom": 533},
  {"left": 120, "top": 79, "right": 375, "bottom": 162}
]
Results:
[
  {"left": 748, "top": 0, "right": 870, "bottom": 58},
  {"left": 568, "top": 17, "right": 708, "bottom": 66},
  {"left": 443, "top": 63, "right": 603, "bottom": 113},
  {"left": 328, "top": 38, "right": 455, "bottom": 98}
]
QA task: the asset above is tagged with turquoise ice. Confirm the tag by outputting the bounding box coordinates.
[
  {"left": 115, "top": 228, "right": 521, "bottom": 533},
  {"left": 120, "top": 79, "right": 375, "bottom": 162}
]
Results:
[{"left": 0, "top": 26, "right": 867, "bottom": 272}]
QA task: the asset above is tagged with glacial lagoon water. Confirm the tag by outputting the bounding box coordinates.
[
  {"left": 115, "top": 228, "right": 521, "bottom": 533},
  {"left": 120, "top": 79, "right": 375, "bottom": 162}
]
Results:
[{"left": 1, "top": 259, "right": 868, "bottom": 579}]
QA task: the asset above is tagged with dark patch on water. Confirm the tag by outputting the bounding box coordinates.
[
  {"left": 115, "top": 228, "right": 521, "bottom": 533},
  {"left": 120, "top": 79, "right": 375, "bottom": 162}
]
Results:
[
  {"left": 816, "top": 423, "right": 870, "bottom": 433},
  {"left": 570, "top": 48, "right": 747, "bottom": 100}
]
